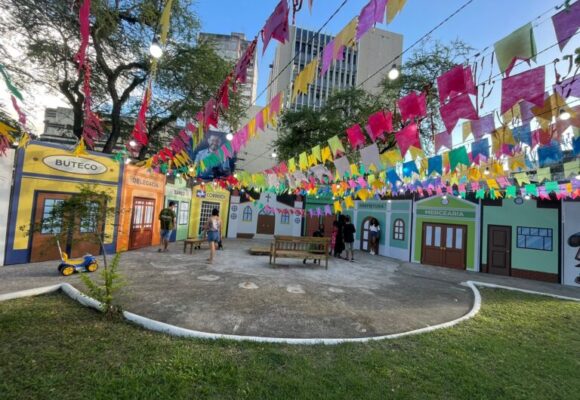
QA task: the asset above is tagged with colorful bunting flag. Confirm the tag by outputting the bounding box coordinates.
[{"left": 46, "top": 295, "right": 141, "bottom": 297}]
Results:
[
  {"left": 394, "top": 123, "right": 420, "bottom": 156},
  {"left": 437, "top": 65, "right": 476, "bottom": 104},
  {"left": 551, "top": 1, "right": 580, "bottom": 50},
  {"left": 494, "top": 22, "right": 537, "bottom": 76},
  {"left": 262, "top": 0, "right": 290, "bottom": 54},
  {"left": 500, "top": 66, "right": 545, "bottom": 114}
]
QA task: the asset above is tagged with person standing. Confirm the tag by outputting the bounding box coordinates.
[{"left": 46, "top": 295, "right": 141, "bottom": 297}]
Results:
[
  {"left": 334, "top": 215, "right": 345, "bottom": 258},
  {"left": 330, "top": 221, "right": 338, "bottom": 255},
  {"left": 158, "top": 201, "right": 177, "bottom": 253},
  {"left": 343, "top": 216, "right": 356, "bottom": 262},
  {"left": 369, "top": 218, "right": 381, "bottom": 255},
  {"left": 204, "top": 208, "right": 221, "bottom": 264}
]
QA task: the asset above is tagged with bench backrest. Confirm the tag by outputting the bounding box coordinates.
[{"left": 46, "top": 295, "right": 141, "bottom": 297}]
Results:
[{"left": 273, "top": 235, "right": 330, "bottom": 252}]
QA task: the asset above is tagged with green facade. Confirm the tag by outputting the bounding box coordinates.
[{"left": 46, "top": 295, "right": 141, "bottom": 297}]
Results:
[
  {"left": 482, "top": 199, "right": 559, "bottom": 275},
  {"left": 164, "top": 178, "right": 192, "bottom": 241},
  {"left": 413, "top": 196, "right": 479, "bottom": 271},
  {"left": 355, "top": 200, "right": 387, "bottom": 244}
]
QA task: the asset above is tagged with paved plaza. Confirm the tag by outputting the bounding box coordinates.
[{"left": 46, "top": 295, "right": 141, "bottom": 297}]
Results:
[{"left": 1, "top": 239, "right": 579, "bottom": 339}]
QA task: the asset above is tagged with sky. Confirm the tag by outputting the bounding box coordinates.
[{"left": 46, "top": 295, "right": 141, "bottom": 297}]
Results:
[
  {"left": 1, "top": 0, "right": 577, "bottom": 136},
  {"left": 194, "top": 0, "right": 576, "bottom": 110}
]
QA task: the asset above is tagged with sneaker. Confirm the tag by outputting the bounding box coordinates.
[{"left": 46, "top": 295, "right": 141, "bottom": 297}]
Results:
[
  {"left": 350, "top": 259, "right": 354, "bottom": 262},
  {"left": 370, "top": 251, "right": 375, "bottom": 255}
]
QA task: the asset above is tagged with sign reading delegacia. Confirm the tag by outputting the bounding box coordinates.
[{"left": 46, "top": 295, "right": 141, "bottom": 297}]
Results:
[{"left": 43, "top": 155, "right": 107, "bottom": 175}]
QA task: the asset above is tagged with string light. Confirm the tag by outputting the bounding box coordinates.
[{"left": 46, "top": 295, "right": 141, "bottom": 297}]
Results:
[
  {"left": 226, "top": 133, "right": 234, "bottom": 141},
  {"left": 149, "top": 37, "right": 163, "bottom": 58},
  {"left": 524, "top": 194, "right": 531, "bottom": 200},
  {"left": 388, "top": 64, "right": 400, "bottom": 80},
  {"left": 129, "top": 140, "right": 137, "bottom": 147},
  {"left": 559, "top": 109, "right": 571, "bottom": 121},
  {"left": 271, "top": 152, "right": 277, "bottom": 158}
]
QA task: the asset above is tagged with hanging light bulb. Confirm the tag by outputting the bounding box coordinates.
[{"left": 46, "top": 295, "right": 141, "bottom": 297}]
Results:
[
  {"left": 188, "top": 166, "right": 194, "bottom": 172},
  {"left": 388, "top": 64, "right": 400, "bottom": 80},
  {"left": 484, "top": 167, "right": 490, "bottom": 175},
  {"left": 442, "top": 195, "right": 447, "bottom": 200},
  {"left": 399, "top": 188, "right": 405, "bottom": 193},
  {"left": 271, "top": 151, "right": 277, "bottom": 158},
  {"left": 149, "top": 37, "right": 163, "bottom": 59},
  {"left": 387, "top": 199, "right": 392, "bottom": 203},
  {"left": 226, "top": 133, "right": 234, "bottom": 141},
  {"left": 125, "top": 158, "right": 131, "bottom": 165},
  {"left": 129, "top": 140, "right": 137, "bottom": 147},
  {"left": 176, "top": 173, "right": 181, "bottom": 178},
  {"left": 576, "top": 174, "right": 580, "bottom": 180},
  {"left": 559, "top": 109, "right": 571, "bottom": 121},
  {"left": 524, "top": 194, "right": 531, "bottom": 200}
]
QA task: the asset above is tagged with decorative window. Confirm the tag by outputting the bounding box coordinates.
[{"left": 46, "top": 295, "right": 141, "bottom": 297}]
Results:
[
  {"left": 393, "top": 218, "right": 405, "bottom": 241},
  {"left": 179, "top": 201, "right": 189, "bottom": 225},
  {"left": 79, "top": 201, "right": 100, "bottom": 233},
  {"left": 280, "top": 213, "right": 290, "bottom": 224},
  {"left": 40, "top": 199, "right": 64, "bottom": 234},
  {"left": 242, "top": 206, "right": 253, "bottom": 222},
  {"left": 198, "top": 201, "right": 220, "bottom": 235},
  {"left": 517, "top": 226, "right": 553, "bottom": 251}
]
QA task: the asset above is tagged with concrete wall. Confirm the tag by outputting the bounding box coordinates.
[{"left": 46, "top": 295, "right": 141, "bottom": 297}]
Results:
[
  {"left": 357, "top": 28, "right": 404, "bottom": 95},
  {"left": 0, "top": 149, "right": 15, "bottom": 265},
  {"left": 482, "top": 199, "right": 559, "bottom": 276}
]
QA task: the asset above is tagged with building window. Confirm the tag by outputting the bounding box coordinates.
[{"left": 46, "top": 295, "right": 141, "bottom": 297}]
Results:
[
  {"left": 80, "top": 201, "right": 100, "bottom": 233},
  {"left": 179, "top": 201, "right": 189, "bottom": 225},
  {"left": 198, "top": 201, "right": 220, "bottom": 235},
  {"left": 40, "top": 199, "right": 64, "bottom": 234},
  {"left": 242, "top": 206, "right": 253, "bottom": 222},
  {"left": 393, "top": 219, "right": 405, "bottom": 241},
  {"left": 280, "top": 213, "right": 290, "bottom": 224},
  {"left": 517, "top": 226, "right": 553, "bottom": 251}
]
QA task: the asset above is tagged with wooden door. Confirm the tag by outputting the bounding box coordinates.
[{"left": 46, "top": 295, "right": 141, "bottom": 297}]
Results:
[
  {"left": 443, "top": 224, "right": 467, "bottom": 269},
  {"left": 129, "top": 197, "right": 155, "bottom": 250},
  {"left": 257, "top": 213, "right": 275, "bottom": 234},
  {"left": 306, "top": 215, "right": 335, "bottom": 237},
  {"left": 360, "top": 217, "right": 372, "bottom": 251},
  {"left": 421, "top": 223, "right": 467, "bottom": 269},
  {"left": 421, "top": 223, "right": 444, "bottom": 266},
  {"left": 70, "top": 199, "right": 104, "bottom": 258},
  {"left": 487, "top": 225, "right": 511, "bottom": 276},
  {"left": 30, "top": 192, "right": 70, "bottom": 262}
]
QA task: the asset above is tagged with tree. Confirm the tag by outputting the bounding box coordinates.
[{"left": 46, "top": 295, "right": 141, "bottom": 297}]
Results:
[
  {"left": 274, "top": 88, "right": 382, "bottom": 161},
  {"left": 274, "top": 40, "right": 473, "bottom": 160},
  {"left": 25, "top": 185, "right": 124, "bottom": 316},
  {"left": 0, "top": 0, "right": 244, "bottom": 155}
]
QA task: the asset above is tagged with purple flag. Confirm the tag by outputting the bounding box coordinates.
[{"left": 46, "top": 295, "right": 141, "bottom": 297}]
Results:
[
  {"left": 324, "top": 204, "right": 332, "bottom": 216},
  {"left": 501, "top": 66, "right": 545, "bottom": 114},
  {"left": 471, "top": 113, "right": 495, "bottom": 139},
  {"left": 356, "top": 0, "right": 387, "bottom": 41},
  {"left": 321, "top": 39, "right": 335, "bottom": 76},
  {"left": 553, "top": 75, "right": 580, "bottom": 99},
  {"left": 552, "top": 1, "right": 580, "bottom": 50}
]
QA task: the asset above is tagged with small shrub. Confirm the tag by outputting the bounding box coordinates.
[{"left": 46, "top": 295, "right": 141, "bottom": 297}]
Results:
[{"left": 79, "top": 252, "right": 125, "bottom": 318}]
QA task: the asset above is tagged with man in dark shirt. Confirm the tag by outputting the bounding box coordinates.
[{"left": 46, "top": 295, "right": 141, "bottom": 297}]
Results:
[
  {"left": 158, "top": 201, "right": 176, "bottom": 253},
  {"left": 343, "top": 216, "right": 356, "bottom": 262}
]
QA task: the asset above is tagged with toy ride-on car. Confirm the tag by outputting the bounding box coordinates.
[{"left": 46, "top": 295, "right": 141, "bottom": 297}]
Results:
[{"left": 56, "top": 242, "right": 98, "bottom": 276}]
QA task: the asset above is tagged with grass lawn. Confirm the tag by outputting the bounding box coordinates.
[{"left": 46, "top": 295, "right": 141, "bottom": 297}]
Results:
[{"left": 1, "top": 289, "right": 579, "bottom": 399}]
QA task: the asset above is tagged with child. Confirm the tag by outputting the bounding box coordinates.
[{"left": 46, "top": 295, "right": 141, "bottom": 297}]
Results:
[{"left": 304, "top": 224, "right": 324, "bottom": 264}]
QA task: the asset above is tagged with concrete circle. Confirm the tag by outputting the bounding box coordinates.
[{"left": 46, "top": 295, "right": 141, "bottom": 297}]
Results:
[
  {"left": 197, "top": 275, "right": 220, "bottom": 281},
  {"left": 286, "top": 284, "right": 305, "bottom": 294},
  {"left": 239, "top": 282, "right": 259, "bottom": 290}
]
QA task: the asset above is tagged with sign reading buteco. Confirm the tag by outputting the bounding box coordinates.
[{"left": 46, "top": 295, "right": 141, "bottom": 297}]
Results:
[{"left": 43, "top": 155, "right": 107, "bottom": 175}]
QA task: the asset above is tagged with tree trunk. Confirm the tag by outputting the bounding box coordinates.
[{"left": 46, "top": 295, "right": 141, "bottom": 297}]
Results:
[
  {"left": 102, "top": 102, "right": 122, "bottom": 153},
  {"left": 72, "top": 103, "right": 83, "bottom": 139}
]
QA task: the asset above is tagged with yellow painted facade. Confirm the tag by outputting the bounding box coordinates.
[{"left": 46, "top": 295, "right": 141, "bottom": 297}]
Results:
[{"left": 189, "top": 186, "right": 230, "bottom": 239}]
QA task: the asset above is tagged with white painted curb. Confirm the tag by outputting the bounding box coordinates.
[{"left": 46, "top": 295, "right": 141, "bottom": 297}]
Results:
[{"left": 1, "top": 281, "right": 578, "bottom": 345}]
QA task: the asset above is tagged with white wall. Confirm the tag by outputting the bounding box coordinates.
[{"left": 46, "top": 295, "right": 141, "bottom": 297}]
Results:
[
  {"left": 562, "top": 202, "right": 580, "bottom": 287},
  {"left": 0, "top": 149, "right": 15, "bottom": 265},
  {"left": 226, "top": 192, "right": 303, "bottom": 237}
]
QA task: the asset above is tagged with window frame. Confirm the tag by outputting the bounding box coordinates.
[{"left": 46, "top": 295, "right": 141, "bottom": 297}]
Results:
[
  {"left": 242, "top": 206, "right": 253, "bottom": 222},
  {"left": 280, "top": 213, "right": 290, "bottom": 225},
  {"left": 393, "top": 218, "right": 405, "bottom": 241},
  {"left": 178, "top": 201, "right": 189, "bottom": 226},
  {"left": 516, "top": 226, "right": 553, "bottom": 251}
]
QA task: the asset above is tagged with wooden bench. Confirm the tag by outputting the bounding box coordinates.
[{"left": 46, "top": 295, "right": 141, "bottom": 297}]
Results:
[
  {"left": 183, "top": 238, "right": 205, "bottom": 254},
  {"left": 269, "top": 235, "right": 331, "bottom": 269}
]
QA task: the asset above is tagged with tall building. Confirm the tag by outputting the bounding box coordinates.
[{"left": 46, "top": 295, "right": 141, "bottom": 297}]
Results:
[
  {"left": 267, "top": 26, "right": 403, "bottom": 110},
  {"left": 199, "top": 32, "right": 259, "bottom": 105}
]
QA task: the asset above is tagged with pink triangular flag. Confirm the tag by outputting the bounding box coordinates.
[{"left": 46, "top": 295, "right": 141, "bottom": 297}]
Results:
[
  {"left": 434, "top": 131, "right": 452, "bottom": 153},
  {"left": 346, "top": 124, "right": 366, "bottom": 149},
  {"left": 395, "top": 123, "right": 420, "bottom": 156},
  {"left": 552, "top": 1, "right": 580, "bottom": 51},
  {"left": 437, "top": 65, "right": 476, "bottom": 104},
  {"left": 439, "top": 93, "right": 478, "bottom": 134},
  {"left": 398, "top": 91, "right": 427, "bottom": 122},
  {"left": 501, "top": 66, "right": 545, "bottom": 114}
]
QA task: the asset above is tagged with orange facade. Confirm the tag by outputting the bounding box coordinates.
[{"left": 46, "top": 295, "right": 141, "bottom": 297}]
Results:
[{"left": 117, "top": 165, "right": 166, "bottom": 252}]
